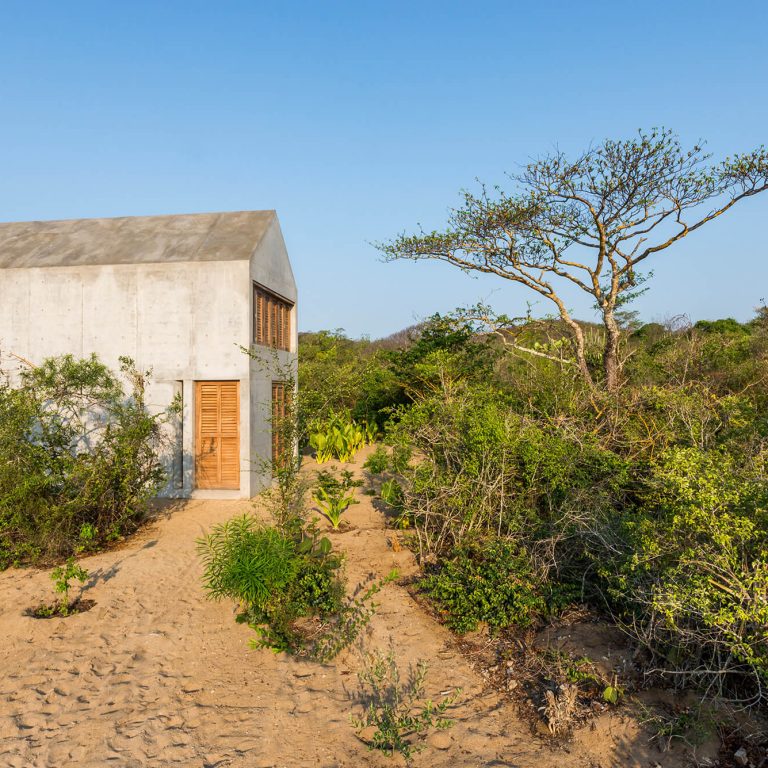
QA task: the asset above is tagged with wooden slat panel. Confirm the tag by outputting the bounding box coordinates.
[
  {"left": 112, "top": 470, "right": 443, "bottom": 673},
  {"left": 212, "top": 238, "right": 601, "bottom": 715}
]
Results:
[
  {"left": 220, "top": 437, "right": 240, "bottom": 484},
  {"left": 272, "top": 381, "right": 289, "bottom": 471},
  {"left": 253, "top": 284, "right": 293, "bottom": 351},
  {"left": 195, "top": 381, "right": 240, "bottom": 490}
]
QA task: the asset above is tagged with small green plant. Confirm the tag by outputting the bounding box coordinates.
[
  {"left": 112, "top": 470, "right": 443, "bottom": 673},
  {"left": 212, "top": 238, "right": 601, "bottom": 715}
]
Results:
[
  {"left": 549, "top": 652, "right": 601, "bottom": 687},
  {"left": 365, "top": 421, "right": 379, "bottom": 444},
  {"left": 363, "top": 446, "right": 389, "bottom": 475},
  {"left": 316, "top": 468, "right": 363, "bottom": 493},
  {"left": 27, "top": 557, "right": 88, "bottom": 619},
  {"left": 314, "top": 486, "right": 357, "bottom": 529},
  {"left": 352, "top": 647, "right": 461, "bottom": 763},
  {"left": 49, "top": 557, "right": 89, "bottom": 616},
  {"left": 379, "top": 478, "right": 404, "bottom": 508},
  {"left": 602, "top": 673, "right": 624, "bottom": 705},
  {"left": 379, "top": 478, "right": 411, "bottom": 528},
  {"left": 313, "top": 469, "right": 360, "bottom": 530}
]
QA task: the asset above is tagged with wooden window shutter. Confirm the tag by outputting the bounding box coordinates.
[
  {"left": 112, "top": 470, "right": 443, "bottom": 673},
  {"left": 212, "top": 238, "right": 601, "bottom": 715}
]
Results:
[
  {"left": 253, "top": 284, "right": 293, "bottom": 351},
  {"left": 272, "top": 381, "right": 288, "bottom": 470}
]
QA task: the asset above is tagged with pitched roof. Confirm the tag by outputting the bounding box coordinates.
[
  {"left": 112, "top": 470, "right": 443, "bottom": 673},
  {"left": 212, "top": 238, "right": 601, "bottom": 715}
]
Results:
[{"left": 0, "top": 210, "right": 277, "bottom": 269}]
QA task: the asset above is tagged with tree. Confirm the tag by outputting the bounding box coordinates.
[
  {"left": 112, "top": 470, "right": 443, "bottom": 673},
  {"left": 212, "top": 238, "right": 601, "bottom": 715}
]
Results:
[{"left": 379, "top": 129, "right": 768, "bottom": 392}]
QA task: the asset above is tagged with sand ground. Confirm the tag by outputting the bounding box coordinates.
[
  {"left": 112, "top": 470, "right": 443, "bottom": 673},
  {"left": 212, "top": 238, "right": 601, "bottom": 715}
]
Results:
[{"left": 0, "top": 450, "right": 698, "bottom": 767}]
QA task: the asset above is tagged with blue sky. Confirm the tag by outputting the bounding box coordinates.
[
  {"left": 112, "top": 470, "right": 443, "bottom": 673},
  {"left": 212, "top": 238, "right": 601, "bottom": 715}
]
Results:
[{"left": 1, "top": 1, "right": 766, "bottom": 337}]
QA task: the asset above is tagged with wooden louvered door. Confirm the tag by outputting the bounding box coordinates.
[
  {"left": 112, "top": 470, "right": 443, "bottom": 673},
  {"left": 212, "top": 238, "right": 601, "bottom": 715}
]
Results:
[{"left": 195, "top": 381, "right": 240, "bottom": 489}]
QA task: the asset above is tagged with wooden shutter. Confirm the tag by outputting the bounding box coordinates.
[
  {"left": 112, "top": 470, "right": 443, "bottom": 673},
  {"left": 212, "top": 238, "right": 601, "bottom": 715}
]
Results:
[
  {"left": 272, "top": 381, "right": 288, "bottom": 470},
  {"left": 254, "top": 290, "right": 263, "bottom": 346},
  {"left": 253, "top": 284, "right": 293, "bottom": 351},
  {"left": 195, "top": 381, "right": 240, "bottom": 489}
]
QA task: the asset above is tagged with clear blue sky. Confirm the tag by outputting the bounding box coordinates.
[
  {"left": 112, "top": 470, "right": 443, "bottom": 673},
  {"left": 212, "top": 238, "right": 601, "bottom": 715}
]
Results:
[{"left": 1, "top": 1, "right": 766, "bottom": 337}]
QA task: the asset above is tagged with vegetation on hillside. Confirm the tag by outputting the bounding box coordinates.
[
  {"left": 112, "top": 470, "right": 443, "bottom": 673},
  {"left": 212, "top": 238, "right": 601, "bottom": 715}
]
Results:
[{"left": 299, "top": 305, "right": 768, "bottom": 709}]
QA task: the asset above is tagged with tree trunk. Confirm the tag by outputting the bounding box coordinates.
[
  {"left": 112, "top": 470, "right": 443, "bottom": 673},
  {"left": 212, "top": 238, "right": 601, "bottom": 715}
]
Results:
[
  {"left": 554, "top": 305, "right": 595, "bottom": 391},
  {"left": 603, "top": 310, "right": 621, "bottom": 393}
]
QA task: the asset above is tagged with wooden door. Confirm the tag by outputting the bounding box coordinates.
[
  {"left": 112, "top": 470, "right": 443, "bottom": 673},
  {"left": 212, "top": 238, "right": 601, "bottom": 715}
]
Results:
[{"left": 195, "top": 381, "right": 240, "bottom": 489}]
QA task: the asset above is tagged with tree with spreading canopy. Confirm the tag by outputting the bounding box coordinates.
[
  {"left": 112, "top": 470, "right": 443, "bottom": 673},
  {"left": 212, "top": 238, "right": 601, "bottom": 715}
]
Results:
[{"left": 379, "top": 129, "right": 768, "bottom": 392}]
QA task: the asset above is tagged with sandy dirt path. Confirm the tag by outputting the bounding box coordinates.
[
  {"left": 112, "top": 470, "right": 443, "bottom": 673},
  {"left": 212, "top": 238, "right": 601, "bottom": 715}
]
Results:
[{"left": 0, "top": 449, "right": 681, "bottom": 767}]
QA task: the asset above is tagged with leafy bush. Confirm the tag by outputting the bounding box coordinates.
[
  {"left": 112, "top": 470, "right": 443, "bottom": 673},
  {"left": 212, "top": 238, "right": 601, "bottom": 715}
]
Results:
[
  {"left": 198, "top": 516, "right": 299, "bottom": 606},
  {"left": 310, "top": 412, "right": 377, "bottom": 463},
  {"left": 198, "top": 514, "right": 345, "bottom": 653},
  {"left": 388, "top": 382, "right": 628, "bottom": 560},
  {"left": 419, "top": 537, "right": 550, "bottom": 633},
  {"left": 600, "top": 447, "right": 768, "bottom": 703},
  {"left": 363, "top": 446, "right": 389, "bottom": 474},
  {"left": 352, "top": 648, "right": 460, "bottom": 762},
  {"left": 0, "top": 354, "right": 173, "bottom": 568}
]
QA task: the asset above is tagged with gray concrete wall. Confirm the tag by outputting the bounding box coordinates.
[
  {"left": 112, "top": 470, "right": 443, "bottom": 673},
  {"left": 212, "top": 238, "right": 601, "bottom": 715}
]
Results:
[
  {"left": 248, "top": 217, "right": 299, "bottom": 495},
  {"left": 0, "top": 259, "right": 256, "bottom": 497}
]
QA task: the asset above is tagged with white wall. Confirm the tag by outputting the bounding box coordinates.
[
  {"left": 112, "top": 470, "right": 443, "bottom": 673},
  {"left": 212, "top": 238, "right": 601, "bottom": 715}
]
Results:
[{"left": 0, "top": 259, "right": 253, "bottom": 497}]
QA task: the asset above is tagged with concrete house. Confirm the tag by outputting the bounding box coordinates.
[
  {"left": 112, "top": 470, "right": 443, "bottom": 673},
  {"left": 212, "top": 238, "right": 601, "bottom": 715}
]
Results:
[{"left": 0, "top": 211, "right": 297, "bottom": 499}]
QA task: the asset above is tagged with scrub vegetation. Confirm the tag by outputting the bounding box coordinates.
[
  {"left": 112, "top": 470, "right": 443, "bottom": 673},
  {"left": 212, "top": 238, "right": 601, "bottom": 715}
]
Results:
[
  {"left": 0, "top": 354, "right": 177, "bottom": 568},
  {"left": 310, "top": 128, "right": 768, "bottom": 717},
  {"left": 299, "top": 151, "right": 768, "bottom": 715},
  {"left": 301, "top": 306, "right": 768, "bottom": 709}
]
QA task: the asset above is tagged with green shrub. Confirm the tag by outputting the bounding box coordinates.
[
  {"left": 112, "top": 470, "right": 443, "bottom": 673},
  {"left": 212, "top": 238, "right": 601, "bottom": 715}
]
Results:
[
  {"left": 600, "top": 447, "right": 768, "bottom": 703},
  {"left": 198, "top": 514, "right": 344, "bottom": 654},
  {"left": 419, "top": 537, "right": 549, "bottom": 634},
  {"left": 0, "top": 355, "right": 173, "bottom": 568},
  {"left": 198, "top": 516, "right": 298, "bottom": 606},
  {"left": 388, "top": 382, "right": 628, "bottom": 559},
  {"left": 364, "top": 446, "right": 389, "bottom": 475}
]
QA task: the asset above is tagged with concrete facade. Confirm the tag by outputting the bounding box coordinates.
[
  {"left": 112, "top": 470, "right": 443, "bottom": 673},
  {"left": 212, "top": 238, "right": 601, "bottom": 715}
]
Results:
[{"left": 0, "top": 211, "right": 297, "bottom": 498}]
